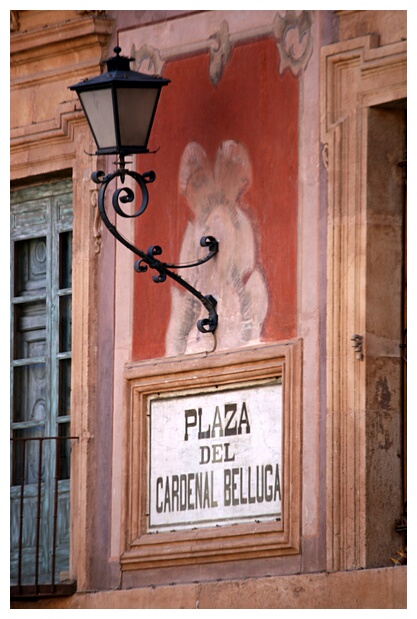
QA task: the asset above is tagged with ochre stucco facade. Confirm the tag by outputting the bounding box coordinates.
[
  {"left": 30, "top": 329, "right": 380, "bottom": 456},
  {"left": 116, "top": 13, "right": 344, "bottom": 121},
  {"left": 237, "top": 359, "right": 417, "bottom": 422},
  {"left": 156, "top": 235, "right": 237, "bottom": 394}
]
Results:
[{"left": 10, "top": 10, "right": 407, "bottom": 609}]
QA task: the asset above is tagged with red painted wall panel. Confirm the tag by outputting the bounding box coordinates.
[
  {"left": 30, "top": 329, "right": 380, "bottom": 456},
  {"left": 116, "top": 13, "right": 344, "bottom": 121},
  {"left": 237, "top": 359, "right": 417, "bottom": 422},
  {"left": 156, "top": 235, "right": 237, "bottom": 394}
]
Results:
[{"left": 132, "top": 37, "right": 298, "bottom": 360}]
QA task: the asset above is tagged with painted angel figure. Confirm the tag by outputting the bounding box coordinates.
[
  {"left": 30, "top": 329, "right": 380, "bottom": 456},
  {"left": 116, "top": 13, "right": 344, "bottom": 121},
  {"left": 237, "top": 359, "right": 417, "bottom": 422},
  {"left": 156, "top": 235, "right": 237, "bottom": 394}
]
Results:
[{"left": 166, "top": 140, "right": 268, "bottom": 356}]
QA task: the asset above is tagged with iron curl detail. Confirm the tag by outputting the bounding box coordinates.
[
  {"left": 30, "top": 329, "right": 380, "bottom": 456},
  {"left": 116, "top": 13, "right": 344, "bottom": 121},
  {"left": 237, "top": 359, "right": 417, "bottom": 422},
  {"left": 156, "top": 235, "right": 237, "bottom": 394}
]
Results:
[{"left": 91, "top": 164, "right": 219, "bottom": 334}]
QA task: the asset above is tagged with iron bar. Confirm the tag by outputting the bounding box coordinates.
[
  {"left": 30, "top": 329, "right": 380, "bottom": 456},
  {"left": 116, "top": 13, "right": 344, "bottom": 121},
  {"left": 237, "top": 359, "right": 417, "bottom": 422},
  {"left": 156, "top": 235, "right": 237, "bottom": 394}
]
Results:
[
  {"left": 17, "top": 438, "right": 26, "bottom": 593},
  {"left": 51, "top": 437, "right": 61, "bottom": 592},
  {"left": 34, "top": 438, "right": 43, "bottom": 594},
  {"left": 10, "top": 436, "right": 78, "bottom": 598}
]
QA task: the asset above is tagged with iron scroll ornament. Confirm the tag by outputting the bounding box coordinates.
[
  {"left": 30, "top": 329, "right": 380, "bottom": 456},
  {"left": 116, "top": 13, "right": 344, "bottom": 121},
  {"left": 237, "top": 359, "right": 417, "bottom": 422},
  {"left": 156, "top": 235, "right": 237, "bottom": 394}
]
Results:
[{"left": 92, "top": 163, "right": 219, "bottom": 334}]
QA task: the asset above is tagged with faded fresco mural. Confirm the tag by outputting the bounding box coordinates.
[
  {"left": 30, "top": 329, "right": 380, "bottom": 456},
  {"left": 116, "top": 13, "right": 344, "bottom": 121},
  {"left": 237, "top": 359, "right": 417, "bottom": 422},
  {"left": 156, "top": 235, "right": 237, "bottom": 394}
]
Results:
[
  {"left": 132, "top": 35, "right": 299, "bottom": 360},
  {"left": 166, "top": 140, "right": 268, "bottom": 355}
]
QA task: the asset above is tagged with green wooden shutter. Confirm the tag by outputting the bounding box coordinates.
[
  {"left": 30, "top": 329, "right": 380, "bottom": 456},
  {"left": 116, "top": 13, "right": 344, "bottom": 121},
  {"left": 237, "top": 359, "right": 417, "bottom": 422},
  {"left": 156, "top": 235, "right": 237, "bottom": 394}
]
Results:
[{"left": 10, "top": 179, "right": 73, "bottom": 586}]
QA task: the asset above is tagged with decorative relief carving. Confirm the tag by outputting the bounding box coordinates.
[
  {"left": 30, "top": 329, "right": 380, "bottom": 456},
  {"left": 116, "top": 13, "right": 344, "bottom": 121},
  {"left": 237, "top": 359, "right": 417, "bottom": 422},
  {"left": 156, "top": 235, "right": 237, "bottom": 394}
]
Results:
[{"left": 273, "top": 11, "right": 313, "bottom": 76}]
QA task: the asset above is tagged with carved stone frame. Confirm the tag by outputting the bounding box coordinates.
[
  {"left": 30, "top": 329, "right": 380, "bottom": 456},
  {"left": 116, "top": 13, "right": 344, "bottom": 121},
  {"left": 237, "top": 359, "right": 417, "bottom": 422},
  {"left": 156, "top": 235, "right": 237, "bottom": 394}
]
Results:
[
  {"left": 120, "top": 340, "right": 302, "bottom": 571},
  {"left": 321, "top": 35, "right": 406, "bottom": 571},
  {"left": 10, "top": 12, "right": 114, "bottom": 590}
]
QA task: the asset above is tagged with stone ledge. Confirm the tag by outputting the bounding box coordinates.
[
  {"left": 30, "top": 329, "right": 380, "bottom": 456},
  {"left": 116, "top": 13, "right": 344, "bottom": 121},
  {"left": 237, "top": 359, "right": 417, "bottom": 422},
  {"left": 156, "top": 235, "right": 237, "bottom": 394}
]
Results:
[{"left": 10, "top": 566, "right": 407, "bottom": 609}]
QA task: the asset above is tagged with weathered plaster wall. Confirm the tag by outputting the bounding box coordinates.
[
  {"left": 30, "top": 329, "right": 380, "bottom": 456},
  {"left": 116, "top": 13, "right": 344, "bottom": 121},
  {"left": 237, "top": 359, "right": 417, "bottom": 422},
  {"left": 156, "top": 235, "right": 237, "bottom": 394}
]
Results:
[
  {"left": 336, "top": 9, "right": 406, "bottom": 45},
  {"left": 112, "top": 11, "right": 326, "bottom": 590},
  {"left": 10, "top": 9, "right": 407, "bottom": 608}
]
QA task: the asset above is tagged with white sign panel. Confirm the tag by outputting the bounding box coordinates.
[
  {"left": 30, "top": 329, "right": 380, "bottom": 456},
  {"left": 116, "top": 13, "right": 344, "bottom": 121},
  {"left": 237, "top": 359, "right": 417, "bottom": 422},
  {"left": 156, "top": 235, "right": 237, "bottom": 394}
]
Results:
[{"left": 148, "top": 381, "right": 282, "bottom": 531}]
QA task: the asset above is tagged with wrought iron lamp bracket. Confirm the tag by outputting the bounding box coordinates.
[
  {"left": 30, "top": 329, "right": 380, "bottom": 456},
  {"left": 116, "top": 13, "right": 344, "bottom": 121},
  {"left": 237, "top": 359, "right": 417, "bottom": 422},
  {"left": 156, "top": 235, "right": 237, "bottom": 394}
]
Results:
[{"left": 91, "top": 160, "right": 219, "bottom": 334}]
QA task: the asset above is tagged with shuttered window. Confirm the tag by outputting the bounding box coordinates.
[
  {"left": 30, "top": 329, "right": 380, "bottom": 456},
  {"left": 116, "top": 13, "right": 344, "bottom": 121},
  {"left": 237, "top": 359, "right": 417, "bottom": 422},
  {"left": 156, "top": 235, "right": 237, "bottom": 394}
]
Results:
[{"left": 10, "top": 179, "right": 73, "bottom": 588}]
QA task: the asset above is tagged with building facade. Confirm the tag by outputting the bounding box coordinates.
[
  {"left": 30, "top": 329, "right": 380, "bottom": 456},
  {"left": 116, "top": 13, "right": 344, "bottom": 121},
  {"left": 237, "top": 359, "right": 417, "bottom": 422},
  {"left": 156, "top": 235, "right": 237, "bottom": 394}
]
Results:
[{"left": 10, "top": 10, "right": 407, "bottom": 609}]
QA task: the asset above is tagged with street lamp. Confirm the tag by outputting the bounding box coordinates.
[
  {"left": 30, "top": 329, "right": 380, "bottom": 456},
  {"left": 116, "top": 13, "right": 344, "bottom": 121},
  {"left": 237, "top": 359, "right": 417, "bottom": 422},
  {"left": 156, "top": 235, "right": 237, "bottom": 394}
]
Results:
[{"left": 69, "top": 47, "right": 219, "bottom": 334}]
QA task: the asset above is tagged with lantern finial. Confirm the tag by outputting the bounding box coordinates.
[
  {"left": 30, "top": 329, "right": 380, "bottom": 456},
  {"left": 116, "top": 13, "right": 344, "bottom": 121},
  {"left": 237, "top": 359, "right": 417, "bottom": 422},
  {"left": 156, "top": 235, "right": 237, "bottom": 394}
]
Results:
[{"left": 105, "top": 46, "right": 134, "bottom": 72}]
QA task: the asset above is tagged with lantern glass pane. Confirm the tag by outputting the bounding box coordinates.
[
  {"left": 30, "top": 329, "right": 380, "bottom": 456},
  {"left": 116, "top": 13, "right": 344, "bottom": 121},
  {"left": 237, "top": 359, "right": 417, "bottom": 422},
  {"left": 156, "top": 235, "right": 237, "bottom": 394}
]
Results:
[
  {"left": 117, "top": 88, "right": 159, "bottom": 148},
  {"left": 80, "top": 89, "right": 117, "bottom": 150}
]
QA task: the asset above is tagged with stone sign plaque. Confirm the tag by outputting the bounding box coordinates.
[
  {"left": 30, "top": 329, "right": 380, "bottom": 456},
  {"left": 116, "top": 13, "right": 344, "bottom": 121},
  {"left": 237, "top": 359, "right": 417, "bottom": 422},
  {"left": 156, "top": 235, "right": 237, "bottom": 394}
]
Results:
[{"left": 148, "top": 380, "right": 282, "bottom": 531}]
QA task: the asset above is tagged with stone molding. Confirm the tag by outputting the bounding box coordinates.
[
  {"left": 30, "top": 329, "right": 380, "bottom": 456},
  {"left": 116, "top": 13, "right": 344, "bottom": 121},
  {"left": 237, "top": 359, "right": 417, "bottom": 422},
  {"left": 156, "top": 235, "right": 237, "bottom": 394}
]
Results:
[
  {"left": 10, "top": 13, "right": 113, "bottom": 180},
  {"left": 10, "top": 566, "right": 407, "bottom": 609},
  {"left": 10, "top": 11, "right": 114, "bottom": 591},
  {"left": 120, "top": 340, "right": 302, "bottom": 572},
  {"left": 321, "top": 35, "right": 406, "bottom": 571}
]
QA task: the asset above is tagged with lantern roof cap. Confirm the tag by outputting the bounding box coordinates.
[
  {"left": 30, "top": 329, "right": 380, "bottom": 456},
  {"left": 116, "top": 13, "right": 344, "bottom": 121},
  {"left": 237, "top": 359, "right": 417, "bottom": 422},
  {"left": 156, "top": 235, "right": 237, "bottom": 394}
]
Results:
[{"left": 69, "top": 46, "right": 170, "bottom": 92}]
